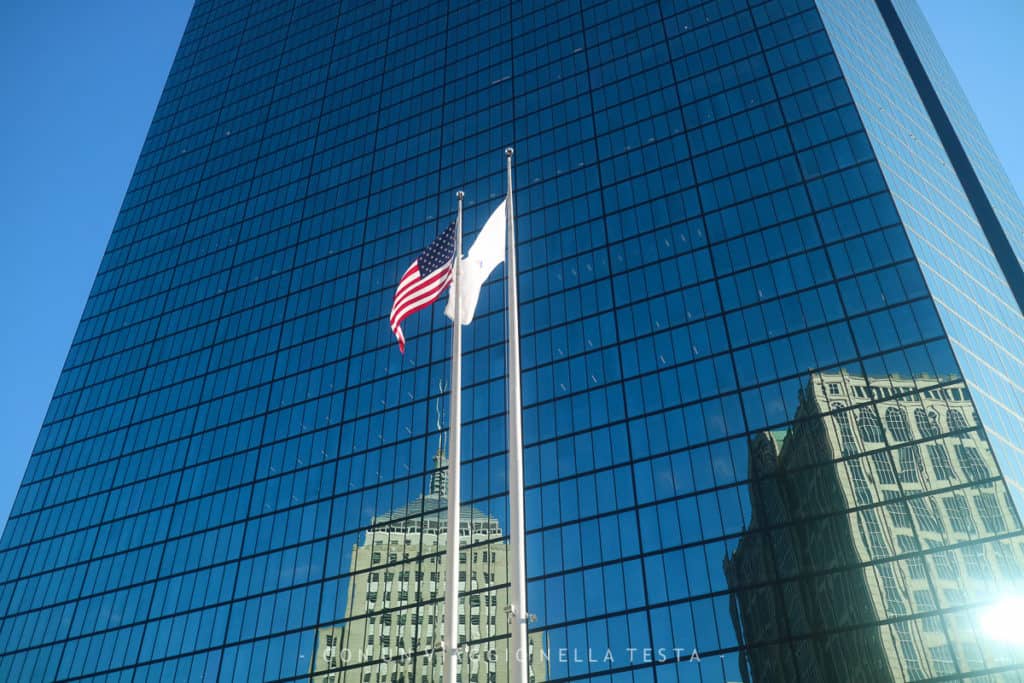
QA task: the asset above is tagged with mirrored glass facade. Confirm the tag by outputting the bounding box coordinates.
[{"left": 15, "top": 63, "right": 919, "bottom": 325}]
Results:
[{"left": 1, "top": 1, "right": 1022, "bottom": 682}]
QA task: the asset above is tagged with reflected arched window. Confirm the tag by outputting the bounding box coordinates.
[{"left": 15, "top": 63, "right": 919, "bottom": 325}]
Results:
[
  {"left": 857, "top": 408, "right": 884, "bottom": 443},
  {"left": 848, "top": 459, "right": 873, "bottom": 504},
  {"left": 947, "top": 409, "right": 968, "bottom": 431},
  {"left": 955, "top": 445, "right": 990, "bottom": 482},
  {"left": 885, "top": 408, "right": 912, "bottom": 442},
  {"left": 914, "top": 408, "right": 939, "bottom": 438},
  {"left": 832, "top": 404, "right": 857, "bottom": 451},
  {"left": 872, "top": 451, "right": 897, "bottom": 484},
  {"left": 927, "top": 444, "right": 956, "bottom": 480},
  {"left": 910, "top": 498, "right": 943, "bottom": 533},
  {"left": 898, "top": 446, "right": 923, "bottom": 483}
]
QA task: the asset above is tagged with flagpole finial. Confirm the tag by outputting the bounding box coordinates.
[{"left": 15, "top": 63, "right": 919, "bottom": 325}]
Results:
[
  {"left": 505, "top": 147, "right": 514, "bottom": 157},
  {"left": 456, "top": 191, "right": 464, "bottom": 200}
]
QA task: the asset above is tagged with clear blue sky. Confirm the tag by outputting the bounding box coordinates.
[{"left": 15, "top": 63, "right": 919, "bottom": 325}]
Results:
[{"left": 0, "top": 0, "right": 1021, "bottom": 526}]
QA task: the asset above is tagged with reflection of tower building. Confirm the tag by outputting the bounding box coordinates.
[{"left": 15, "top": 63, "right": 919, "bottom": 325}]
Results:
[
  {"left": 311, "top": 453, "right": 544, "bottom": 683},
  {"left": 9, "top": 0, "right": 1024, "bottom": 680},
  {"left": 727, "top": 370, "right": 1024, "bottom": 682}
]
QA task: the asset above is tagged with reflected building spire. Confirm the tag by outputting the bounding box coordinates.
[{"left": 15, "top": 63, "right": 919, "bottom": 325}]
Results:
[
  {"left": 430, "top": 383, "right": 449, "bottom": 500},
  {"left": 429, "top": 449, "right": 448, "bottom": 499},
  {"left": 309, "top": 442, "right": 545, "bottom": 683}
]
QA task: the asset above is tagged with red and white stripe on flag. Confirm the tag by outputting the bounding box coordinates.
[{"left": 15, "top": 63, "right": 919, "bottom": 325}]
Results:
[{"left": 389, "top": 222, "right": 457, "bottom": 353}]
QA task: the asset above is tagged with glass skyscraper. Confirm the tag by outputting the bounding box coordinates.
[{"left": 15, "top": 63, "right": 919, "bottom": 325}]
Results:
[{"left": 1, "top": 0, "right": 1023, "bottom": 681}]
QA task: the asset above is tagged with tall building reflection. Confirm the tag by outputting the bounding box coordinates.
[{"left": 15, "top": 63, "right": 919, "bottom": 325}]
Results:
[
  {"left": 311, "top": 452, "right": 545, "bottom": 683},
  {"left": 727, "top": 370, "right": 1024, "bottom": 682}
]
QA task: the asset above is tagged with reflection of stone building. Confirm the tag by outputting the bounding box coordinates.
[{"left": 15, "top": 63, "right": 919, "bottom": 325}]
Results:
[
  {"left": 727, "top": 370, "right": 1024, "bottom": 682},
  {"left": 311, "top": 453, "right": 544, "bottom": 683}
]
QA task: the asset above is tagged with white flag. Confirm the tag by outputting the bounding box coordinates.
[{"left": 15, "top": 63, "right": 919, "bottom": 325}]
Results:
[{"left": 445, "top": 199, "right": 507, "bottom": 324}]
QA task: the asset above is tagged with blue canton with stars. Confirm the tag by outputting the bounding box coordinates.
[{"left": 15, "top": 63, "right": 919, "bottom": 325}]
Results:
[{"left": 418, "top": 222, "right": 456, "bottom": 273}]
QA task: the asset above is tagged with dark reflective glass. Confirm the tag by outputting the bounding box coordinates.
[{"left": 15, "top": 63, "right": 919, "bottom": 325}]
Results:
[{"left": 1, "top": 0, "right": 1023, "bottom": 682}]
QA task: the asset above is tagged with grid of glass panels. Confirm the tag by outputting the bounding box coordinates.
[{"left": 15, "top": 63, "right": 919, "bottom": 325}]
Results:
[
  {"left": 0, "top": 0, "right": 1021, "bottom": 682},
  {"left": 889, "top": 0, "right": 1024, "bottom": 274},
  {"left": 815, "top": 0, "right": 1024, "bottom": 502}
]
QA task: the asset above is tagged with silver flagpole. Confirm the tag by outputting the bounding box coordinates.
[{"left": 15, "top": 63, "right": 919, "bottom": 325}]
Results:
[
  {"left": 505, "top": 148, "right": 529, "bottom": 683},
  {"left": 444, "top": 191, "right": 465, "bottom": 683}
]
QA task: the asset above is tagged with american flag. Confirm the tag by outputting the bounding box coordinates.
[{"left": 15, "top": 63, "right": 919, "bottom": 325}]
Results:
[{"left": 390, "top": 222, "right": 457, "bottom": 353}]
